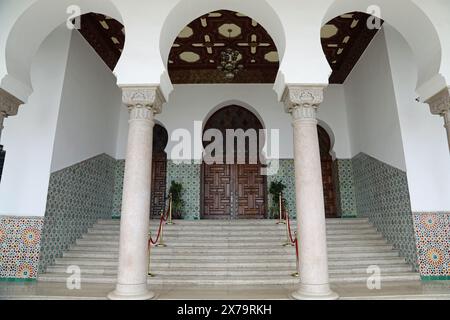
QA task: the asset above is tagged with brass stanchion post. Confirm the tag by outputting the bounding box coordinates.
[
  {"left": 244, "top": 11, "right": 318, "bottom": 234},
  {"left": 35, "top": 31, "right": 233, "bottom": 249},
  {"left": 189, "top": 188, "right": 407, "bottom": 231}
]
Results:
[
  {"left": 147, "top": 232, "right": 155, "bottom": 277},
  {"left": 276, "top": 192, "right": 285, "bottom": 225},
  {"left": 291, "top": 232, "right": 300, "bottom": 277},
  {"left": 156, "top": 213, "right": 167, "bottom": 247},
  {"left": 166, "top": 194, "right": 174, "bottom": 225},
  {"left": 283, "top": 208, "right": 295, "bottom": 247}
]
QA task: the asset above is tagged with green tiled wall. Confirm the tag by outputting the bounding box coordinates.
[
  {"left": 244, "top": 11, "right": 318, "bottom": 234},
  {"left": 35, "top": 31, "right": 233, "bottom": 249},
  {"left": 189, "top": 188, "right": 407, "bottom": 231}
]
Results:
[
  {"left": 352, "top": 153, "right": 418, "bottom": 270},
  {"left": 39, "top": 154, "right": 116, "bottom": 273}
]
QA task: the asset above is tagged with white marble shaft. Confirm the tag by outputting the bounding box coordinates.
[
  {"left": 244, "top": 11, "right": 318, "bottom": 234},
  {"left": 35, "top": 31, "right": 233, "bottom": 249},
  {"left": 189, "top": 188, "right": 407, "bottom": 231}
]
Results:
[
  {"left": 108, "top": 86, "right": 164, "bottom": 300},
  {"left": 283, "top": 85, "right": 338, "bottom": 300}
]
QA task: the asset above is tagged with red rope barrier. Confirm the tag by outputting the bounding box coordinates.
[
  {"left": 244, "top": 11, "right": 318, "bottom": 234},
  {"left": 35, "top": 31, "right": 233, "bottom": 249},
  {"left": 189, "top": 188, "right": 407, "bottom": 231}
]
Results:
[
  {"left": 283, "top": 198, "right": 300, "bottom": 269},
  {"left": 148, "top": 196, "right": 171, "bottom": 247}
]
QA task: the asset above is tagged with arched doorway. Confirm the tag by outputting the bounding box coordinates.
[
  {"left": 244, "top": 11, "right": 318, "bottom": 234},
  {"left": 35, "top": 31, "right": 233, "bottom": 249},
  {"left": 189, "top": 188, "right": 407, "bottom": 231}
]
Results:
[
  {"left": 201, "top": 105, "right": 267, "bottom": 219},
  {"left": 150, "top": 124, "right": 169, "bottom": 218},
  {"left": 318, "top": 125, "right": 337, "bottom": 218}
]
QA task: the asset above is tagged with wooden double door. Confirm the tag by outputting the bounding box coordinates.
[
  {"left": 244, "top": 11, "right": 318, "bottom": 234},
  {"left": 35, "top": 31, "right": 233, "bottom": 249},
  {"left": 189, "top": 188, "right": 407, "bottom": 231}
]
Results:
[{"left": 202, "top": 163, "right": 267, "bottom": 219}]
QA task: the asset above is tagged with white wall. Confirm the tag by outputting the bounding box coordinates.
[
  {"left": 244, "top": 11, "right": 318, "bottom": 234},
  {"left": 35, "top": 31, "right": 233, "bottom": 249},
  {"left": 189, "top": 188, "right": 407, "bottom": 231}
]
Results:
[
  {"left": 0, "top": 26, "right": 123, "bottom": 217},
  {"left": 50, "top": 30, "right": 122, "bottom": 172},
  {"left": 115, "top": 84, "right": 352, "bottom": 161},
  {"left": 344, "top": 28, "right": 407, "bottom": 171},
  {"left": 384, "top": 25, "right": 450, "bottom": 212},
  {"left": 0, "top": 25, "right": 72, "bottom": 217},
  {"left": 319, "top": 85, "right": 352, "bottom": 158}
]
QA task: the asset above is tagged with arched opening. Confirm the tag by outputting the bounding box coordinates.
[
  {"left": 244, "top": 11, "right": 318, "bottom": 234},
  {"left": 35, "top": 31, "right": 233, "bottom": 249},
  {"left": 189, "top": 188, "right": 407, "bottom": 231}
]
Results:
[
  {"left": 150, "top": 124, "right": 169, "bottom": 218},
  {"left": 0, "top": 11, "right": 127, "bottom": 274},
  {"left": 318, "top": 9, "right": 444, "bottom": 267},
  {"left": 201, "top": 105, "right": 267, "bottom": 219},
  {"left": 322, "top": 0, "right": 445, "bottom": 95},
  {"left": 318, "top": 125, "right": 337, "bottom": 218}
]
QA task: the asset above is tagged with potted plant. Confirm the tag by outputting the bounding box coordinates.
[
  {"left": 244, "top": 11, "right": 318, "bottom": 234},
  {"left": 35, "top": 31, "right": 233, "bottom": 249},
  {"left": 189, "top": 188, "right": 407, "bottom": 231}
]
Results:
[
  {"left": 269, "top": 180, "right": 286, "bottom": 219},
  {"left": 169, "top": 181, "right": 184, "bottom": 219}
]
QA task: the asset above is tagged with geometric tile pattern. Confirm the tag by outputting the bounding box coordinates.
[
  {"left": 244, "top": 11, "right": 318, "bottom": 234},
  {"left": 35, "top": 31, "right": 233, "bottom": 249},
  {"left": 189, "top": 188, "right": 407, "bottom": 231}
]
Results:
[
  {"left": 0, "top": 216, "right": 44, "bottom": 279},
  {"left": 352, "top": 153, "right": 419, "bottom": 270},
  {"left": 267, "top": 159, "right": 296, "bottom": 219},
  {"left": 112, "top": 160, "right": 125, "bottom": 219},
  {"left": 412, "top": 212, "right": 450, "bottom": 278},
  {"left": 166, "top": 161, "right": 201, "bottom": 220},
  {"left": 334, "top": 159, "right": 358, "bottom": 217},
  {"left": 38, "top": 154, "right": 116, "bottom": 273}
]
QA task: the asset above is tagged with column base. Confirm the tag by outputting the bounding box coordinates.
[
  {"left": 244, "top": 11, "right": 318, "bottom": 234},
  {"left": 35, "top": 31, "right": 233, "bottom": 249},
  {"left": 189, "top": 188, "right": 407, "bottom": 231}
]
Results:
[
  {"left": 107, "top": 283, "right": 156, "bottom": 300},
  {"left": 291, "top": 283, "right": 339, "bottom": 300}
]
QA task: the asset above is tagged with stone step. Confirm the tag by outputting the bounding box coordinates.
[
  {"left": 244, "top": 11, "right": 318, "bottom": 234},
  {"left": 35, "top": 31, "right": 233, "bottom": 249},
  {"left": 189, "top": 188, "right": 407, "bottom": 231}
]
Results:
[
  {"left": 91, "top": 223, "right": 376, "bottom": 231},
  {"left": 39, "top": 271, "right": 420, "bottom": 285},
  {"left": 81, "top": 233, "right": 385, "bottom": 242},
  {"left": 75, "top": 238, "right": 388, "bottom": 247},
  {"left": 54, "top": 255, "right": 407, "bottom": 267},
  {"left": 63, "top": 249, "right": 401, "bottom": 260},
  {"left": 96, "top": 218, "right": 370, "bottom": 226},
  {"left": 46, "top": 264, "right": 413, "bottom": 276},
  {"left": 87, "top": 228, "right": 379, "bottom": 236},
  {"left": 69, "top": 244, "right": 395, "bottom": 254}
]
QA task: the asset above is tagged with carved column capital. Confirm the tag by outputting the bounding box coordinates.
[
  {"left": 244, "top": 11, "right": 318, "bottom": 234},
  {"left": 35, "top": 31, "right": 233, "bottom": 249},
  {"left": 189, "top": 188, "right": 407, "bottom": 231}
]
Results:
[
  {"left": 0, "top": 88, "right": 23, "bottom": 117},
  {"left": 425, "top": 87, "right": 450, "bottom": 116},
  {"left": 282, "top": 85, "right": 325, "bottom": 121},
  {"left": 122, "top": 86, "right": 165, "bottom": 121}
]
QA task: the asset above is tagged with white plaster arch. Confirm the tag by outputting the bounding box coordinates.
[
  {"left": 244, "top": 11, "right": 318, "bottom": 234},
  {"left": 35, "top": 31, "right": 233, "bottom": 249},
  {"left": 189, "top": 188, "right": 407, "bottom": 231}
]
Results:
[
  {"left": 317, "top": 119, "right": 337, "bottom": 160},
  {"left": 2, "top": 0, "right": 124, "bottom": 102},
  {"left": 322, "top": 0, "right": 447, "bottom": 100},
  {"left": 201, "top": 99, "right": 268, "bottom": 162},
  {"left": 159, "top": 0, "right": 286, "bottom": 98},
  {"left": 202, "top": 99, "right": 267, "bottom": 133}
]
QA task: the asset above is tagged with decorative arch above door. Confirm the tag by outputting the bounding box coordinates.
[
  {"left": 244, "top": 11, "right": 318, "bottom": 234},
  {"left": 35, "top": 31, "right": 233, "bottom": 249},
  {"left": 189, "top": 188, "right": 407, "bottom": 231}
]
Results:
[{"left": 201, "top": 105, "right": 267, "bottom": 219}]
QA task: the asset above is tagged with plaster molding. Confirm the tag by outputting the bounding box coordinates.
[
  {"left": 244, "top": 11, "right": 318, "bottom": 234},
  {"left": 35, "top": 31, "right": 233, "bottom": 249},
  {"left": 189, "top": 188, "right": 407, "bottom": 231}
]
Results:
[
  {"left": 0, "top": 88, "right": 23, "bottom": 117},
  {"left": 282, "top": 85, "right": 325, "bottom": 120},
  {"left": 122, "top": 86, "right": 165, "bottom": 117},
  {"left": 425, "top": 87, "right": 450, "bottom": 116}
]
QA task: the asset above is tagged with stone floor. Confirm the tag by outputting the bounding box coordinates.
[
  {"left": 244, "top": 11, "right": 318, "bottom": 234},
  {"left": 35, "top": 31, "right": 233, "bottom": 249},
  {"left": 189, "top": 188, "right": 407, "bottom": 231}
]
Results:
[{"left": 0, "top": 280, "right": 449, "bottom": 300}]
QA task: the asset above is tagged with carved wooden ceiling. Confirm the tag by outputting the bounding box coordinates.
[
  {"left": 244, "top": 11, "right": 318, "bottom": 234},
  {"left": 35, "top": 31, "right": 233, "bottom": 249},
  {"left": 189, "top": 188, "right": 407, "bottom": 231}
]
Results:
[
  {"left": 168, "top": 10, "right": 279, "bottom": 84},
  {"left": 322, "top": 12, "right": 383, "bottom": 84},
  {"left": 76, "top": 11, "right": 382, "bottom": 84},
  {"left": 77, "top": 13, "right": 125, "bottom": 70}
]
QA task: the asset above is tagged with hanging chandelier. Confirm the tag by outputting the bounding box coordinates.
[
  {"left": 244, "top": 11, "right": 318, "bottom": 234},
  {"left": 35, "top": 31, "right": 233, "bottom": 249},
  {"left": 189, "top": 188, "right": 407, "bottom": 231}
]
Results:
[{"left": 217, "top": 29, "right": 244, "bottom": 80}]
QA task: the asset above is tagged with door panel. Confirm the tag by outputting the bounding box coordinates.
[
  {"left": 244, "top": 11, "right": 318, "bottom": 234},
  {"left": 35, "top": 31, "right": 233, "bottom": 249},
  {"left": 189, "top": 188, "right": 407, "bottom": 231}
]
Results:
[
  {"left": 202, "top": 163, "right": 266, "bottom": 219},
  {"left": 150, "top": 153, "right": 167, "bottom": 218},
  {"left": 203, "top": 164, "right": 234, "bottom": 219},
  {"left": 236, "top": 164, "right": 266, "bottom": 219}
]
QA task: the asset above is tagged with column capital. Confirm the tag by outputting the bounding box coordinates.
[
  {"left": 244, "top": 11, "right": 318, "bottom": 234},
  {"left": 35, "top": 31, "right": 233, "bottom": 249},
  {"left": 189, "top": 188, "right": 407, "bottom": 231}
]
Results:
[
  {"left": 282, "top": 85, "right": 325, "bottom": 120},
  {"left": 425, "top": 87, "right": 450, "bottom": 116},
  {"left": 0, "top": 88, "right": 23, "bottom": 117},
  {"left": 122, "top": 86, "right": 165, "bottom": 116}
]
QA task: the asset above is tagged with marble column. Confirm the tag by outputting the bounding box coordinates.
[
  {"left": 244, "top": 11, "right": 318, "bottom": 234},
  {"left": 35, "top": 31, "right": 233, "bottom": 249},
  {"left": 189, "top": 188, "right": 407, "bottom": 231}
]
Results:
[
  {"left": 108, "top": 86, "right": 165, "bottom": 300},
  {"left": 282, "top": 85, "right": 338, "bottom": 300},
  {"left": 425, "top": 87, "right": 450, "bottom": 152}
]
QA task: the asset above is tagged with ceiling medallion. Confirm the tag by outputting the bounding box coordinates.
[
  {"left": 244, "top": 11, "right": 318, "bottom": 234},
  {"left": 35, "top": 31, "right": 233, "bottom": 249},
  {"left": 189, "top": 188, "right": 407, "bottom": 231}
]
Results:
[{"left": 217, "top": 29, "right": 244, "bottom": 80}]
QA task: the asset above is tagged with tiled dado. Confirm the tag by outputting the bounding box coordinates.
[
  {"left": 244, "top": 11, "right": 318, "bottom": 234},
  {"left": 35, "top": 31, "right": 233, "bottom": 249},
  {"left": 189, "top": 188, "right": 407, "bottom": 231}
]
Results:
[
  {"left": 352, "top": 153, "right": 419, "bottom": 270},
  {"left": 333, "top": 159, "right": 357, "bottom": 218},
  {"left": 412, "top": 212, "right": 450, "bottom": 280},
  {"left": 267, "top": 159, "right": 296, "bottom": 218},
  {"left": 0, "top": 216, "right": 43, "bottom": 280},
  {"left": 166, "top": 160, "right": 201, "bottom": 220},
  {"left": 112, "top": 160, "right": 125, "bottom": 219},
  {"left": 38, "top": 154, "right": 116, "bottom": 273}
]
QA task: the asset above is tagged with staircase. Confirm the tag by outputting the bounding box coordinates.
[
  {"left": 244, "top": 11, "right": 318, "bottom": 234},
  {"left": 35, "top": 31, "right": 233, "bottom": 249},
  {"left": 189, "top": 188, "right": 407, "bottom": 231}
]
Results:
[{"left": 39, "top": 218, "right": 420, "bottom": 285}]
